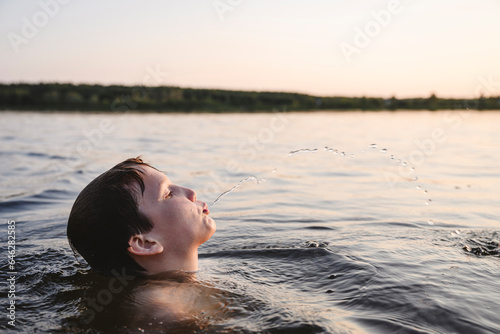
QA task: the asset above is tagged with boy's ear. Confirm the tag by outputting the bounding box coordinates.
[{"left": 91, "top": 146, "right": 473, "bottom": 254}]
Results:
[{"left": 127, "top": 234, "right": 164, "bottom": 256}]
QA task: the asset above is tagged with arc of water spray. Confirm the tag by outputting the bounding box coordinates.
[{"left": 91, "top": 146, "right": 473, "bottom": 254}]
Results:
[
  {"left": 288, "top": 148, "right": 318, "bottom": 156},
  {"left": 209, "top": 175, "right": 263, "bottom": 208},
  {"left": 210, "top": 144, "right": 431, "bottom": 223},
  {"left": 290, "top": 143, "right": 434, "bottom": 222}
]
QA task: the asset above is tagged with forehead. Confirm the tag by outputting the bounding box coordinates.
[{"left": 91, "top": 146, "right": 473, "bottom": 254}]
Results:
[{"left": 134, "top": 165, "right": 169, "bottom": 199}]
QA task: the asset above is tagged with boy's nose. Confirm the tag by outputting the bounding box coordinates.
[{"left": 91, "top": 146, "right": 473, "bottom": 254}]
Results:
[{"left": 185, "top": 188, "right": 197, "bottom": 202}]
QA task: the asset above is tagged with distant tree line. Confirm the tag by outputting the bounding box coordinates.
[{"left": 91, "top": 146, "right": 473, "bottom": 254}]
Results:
[{"left": 0, "top": 83, "right": 499, "bottom": 112}]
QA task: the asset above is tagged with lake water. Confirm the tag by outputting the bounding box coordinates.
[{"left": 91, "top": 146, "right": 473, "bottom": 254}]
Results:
[{"left": 0, "top": 110, "right": 499, "bottom": 333}]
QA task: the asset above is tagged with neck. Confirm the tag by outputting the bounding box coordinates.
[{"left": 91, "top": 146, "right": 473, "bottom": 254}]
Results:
[{"left": 137, "top": 248, "right": 199, "bottom": 276}]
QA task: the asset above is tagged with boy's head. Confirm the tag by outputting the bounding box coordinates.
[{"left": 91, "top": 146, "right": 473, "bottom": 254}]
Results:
[{"left": 67, "top": 157, "right": 215, "bottom": 276}]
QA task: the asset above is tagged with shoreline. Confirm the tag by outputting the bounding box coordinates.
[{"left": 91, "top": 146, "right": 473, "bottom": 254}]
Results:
[{"left": 1, "top": 83, "right": 499, "bottom": 112}]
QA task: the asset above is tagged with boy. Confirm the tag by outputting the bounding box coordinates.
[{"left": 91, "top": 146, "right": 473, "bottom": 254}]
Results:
[{"left": 67, "top": 157, "right": 216, "bottom": 276}]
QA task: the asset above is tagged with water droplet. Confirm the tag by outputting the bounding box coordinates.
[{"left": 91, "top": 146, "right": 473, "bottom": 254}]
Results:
[
  {"left": 423, "top": 189, "right": 428, "bottom": 194},
  {"left": 340, "top": 152, "right": 346, "bottom": 156},
  {"left": 416, "top": 185, "right": 422, "bottom": 190},
  {"left": 425, "top": 199, "right": 432, "bottom": 205},
  {"left": 326, "top": 289, "right": 334, "bottom": 294},
  {"left": 350, "top": 154, "right": 355, "bottom": 158},
  {"left": 428, "top": 220, "right": 434, "bottom": 225},
  {"left": 390, "top": 155, "right": 395, "bottom": 160},
  {"left": 370, "top": 143, "right": 377, "bottom": 149},
  {"left": 410, "top": 167, "right": 415, "bottom": 172},
  {"left": 325, "top": 147, "right": 339, "bottom": 154},
  {"left": 272, "top": 168, "right": 277, "bottom": 173},
  {"left": 401, "top": 161, "right": 407, "bottom": 166},
  {"left": 412, "top": 177, "right": 419, "bottom": 181},
  {"left": 380, "top": 148, "right": 387, "bottom": 153},
  {"left": 328, "top": 274, "right": 338, "bottom": 279}
]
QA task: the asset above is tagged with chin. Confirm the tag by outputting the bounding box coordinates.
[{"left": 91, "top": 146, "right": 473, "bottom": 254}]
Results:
[
  {"left": 209, "top": 219, "right": 216, "bottom": 234},
  {"left": 207, "top": 218, "right": 216, "bottom": 235}
]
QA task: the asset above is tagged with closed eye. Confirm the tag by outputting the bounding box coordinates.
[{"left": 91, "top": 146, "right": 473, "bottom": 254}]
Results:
[{"left": 164, "top": 191, "right": 172, "bottom": 199}]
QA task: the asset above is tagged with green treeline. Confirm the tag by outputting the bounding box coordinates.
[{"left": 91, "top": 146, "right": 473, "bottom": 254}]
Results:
[{"left": 1, "top": 83, "right": 499, "bottom": 112}]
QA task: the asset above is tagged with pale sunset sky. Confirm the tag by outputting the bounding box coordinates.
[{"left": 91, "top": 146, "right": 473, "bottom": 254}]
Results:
[{"left": 1, "top": 0, "right": 499, "bottom": 98}]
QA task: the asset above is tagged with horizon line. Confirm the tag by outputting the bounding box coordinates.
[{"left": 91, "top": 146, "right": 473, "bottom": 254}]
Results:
[{"left": 0, "top": 81, "right": 492, "bottom": 101}]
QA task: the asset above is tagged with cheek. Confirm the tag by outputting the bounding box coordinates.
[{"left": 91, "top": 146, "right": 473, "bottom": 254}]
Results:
[
  {"left": 152, "top": 201, "right": 199, "bottom": 232},
  {"left": 168, "top": 203, "right": 197, "bottom": 229}
]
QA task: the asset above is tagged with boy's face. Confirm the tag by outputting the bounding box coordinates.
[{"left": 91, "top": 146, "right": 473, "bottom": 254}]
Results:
[{"left": 135, "top": 165, "right": 215, "bottom": 254}]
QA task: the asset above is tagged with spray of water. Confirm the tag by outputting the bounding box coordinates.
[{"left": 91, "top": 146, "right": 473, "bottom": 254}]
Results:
[
  {"left": 290, "top": 143, "right": 434, "bottom": 223},
  {"left": 209, "top": 144, "right": 434, "bottom": 224},
  {"left": 209, "top": 175, "right": 264, "bottom": 208},
  {"left": 288, "top": 148, "right": 318, "bottom": 156}
]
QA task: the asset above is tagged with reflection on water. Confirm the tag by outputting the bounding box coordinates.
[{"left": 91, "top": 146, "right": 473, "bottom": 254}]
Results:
[{"left": 0, "top": 111, "right": 499, "bottom": 333}]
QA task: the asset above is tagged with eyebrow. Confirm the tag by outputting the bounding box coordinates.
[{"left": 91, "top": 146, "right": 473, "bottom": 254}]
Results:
[{"left": 158, "top": 177, "right": 169, "bottom": 197}]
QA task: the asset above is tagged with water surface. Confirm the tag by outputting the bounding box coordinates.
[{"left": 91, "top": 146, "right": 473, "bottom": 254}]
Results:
[{"left": 0, "top": 111, "right": 499, "bottom": 333}]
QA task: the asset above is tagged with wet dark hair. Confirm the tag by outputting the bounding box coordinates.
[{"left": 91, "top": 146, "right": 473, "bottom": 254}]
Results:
[{"left": 67, "top": 157, "right": 155, "bottom": 276}]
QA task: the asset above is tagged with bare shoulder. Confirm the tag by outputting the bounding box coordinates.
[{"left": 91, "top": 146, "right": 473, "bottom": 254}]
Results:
[{"left": 128, "top": 273, "right": 230, "bottom": 325}]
